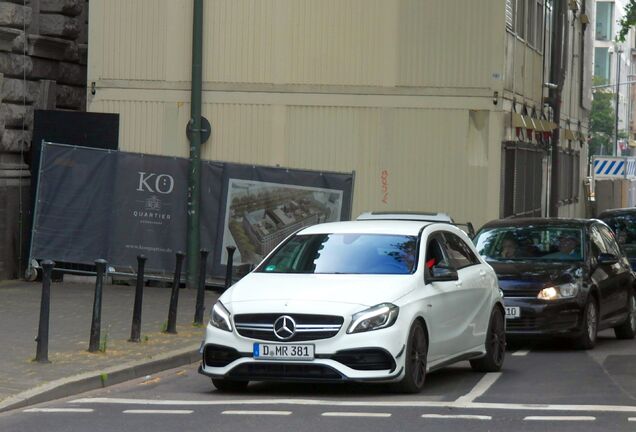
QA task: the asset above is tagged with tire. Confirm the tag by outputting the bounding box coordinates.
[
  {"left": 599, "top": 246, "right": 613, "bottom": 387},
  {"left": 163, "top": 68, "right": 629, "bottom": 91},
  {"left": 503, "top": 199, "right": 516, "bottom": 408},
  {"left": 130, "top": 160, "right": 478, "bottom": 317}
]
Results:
[
  {"left": 470, "top": 308, "right": 506, "bottom": 372},
  {"left": 394, "top": 320, "right": 428, "bottom": 394},
  {"left": 614, "top": 290, "right": 636, "bottom": 340},
  {"left": 211, "top": 378, "right": 249, "bottom": 392},
  {"left": 24, "top": 267, "right": 38, "bottom": 282},
  {"left": 575, "top": 297, "right": 598, "bottom": 350}
]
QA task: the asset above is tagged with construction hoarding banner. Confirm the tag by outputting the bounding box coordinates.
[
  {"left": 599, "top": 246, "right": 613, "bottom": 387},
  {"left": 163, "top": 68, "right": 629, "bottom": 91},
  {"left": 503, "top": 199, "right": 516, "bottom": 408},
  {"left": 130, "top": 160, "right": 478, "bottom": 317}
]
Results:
[{"left": 31, "top": 143, "right": 353, "bottom": 278}]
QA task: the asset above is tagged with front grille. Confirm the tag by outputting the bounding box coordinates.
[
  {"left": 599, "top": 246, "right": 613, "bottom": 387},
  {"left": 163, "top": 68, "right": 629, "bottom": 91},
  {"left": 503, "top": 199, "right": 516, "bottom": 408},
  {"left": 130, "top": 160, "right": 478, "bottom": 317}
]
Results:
[
  {"left": 228, "top": 363, "right": 344, "bottom": 381},
  {"left": 331, "top": 349, "right": 395, "bottom": 371},
  {"left": 506, "top": 314, "right": 578, "bottom": 331},
  {"left": 203, "top": 344, "right": 243, "bottom": 367},
  {"left": 506, "top": 317, "right": 540, "bottom": 330},
  {"left": 501, "top": 288, "right": 541, "bottom": 298},
  {"left": 234, "top": 313, "right": 344, "bottom": 342}
]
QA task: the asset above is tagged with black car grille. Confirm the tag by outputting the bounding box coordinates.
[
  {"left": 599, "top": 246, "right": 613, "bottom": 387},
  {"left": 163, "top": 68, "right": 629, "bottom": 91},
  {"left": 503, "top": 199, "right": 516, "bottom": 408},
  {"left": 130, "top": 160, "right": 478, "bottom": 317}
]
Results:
[
  {"left": 501, "top": 288, "right": 541, "bottom": 298},
  {"left": 506, "top": 317, "right": 540, "bottom": 330},
  {"left": 228, "top": 363, "right": 344, "bottom": 381},
  {"left": 506, "top": 314, "right": 579, "bottom": 331},
  {"left": 331, "top": 349, "right": 395, "bottom": 371},
  {"left": 234, "top": 313, "right": 344, "bottom": 342}
]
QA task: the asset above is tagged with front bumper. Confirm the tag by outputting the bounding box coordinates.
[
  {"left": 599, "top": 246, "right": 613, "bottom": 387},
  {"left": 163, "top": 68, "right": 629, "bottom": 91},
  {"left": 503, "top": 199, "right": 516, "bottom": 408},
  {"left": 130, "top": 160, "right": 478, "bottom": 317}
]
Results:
[
  {"left": 504, "top": 297, "right": 583, "bottom": 337},
  {"left": 199, "top": 323, "right": 407, "bottom": 383}
]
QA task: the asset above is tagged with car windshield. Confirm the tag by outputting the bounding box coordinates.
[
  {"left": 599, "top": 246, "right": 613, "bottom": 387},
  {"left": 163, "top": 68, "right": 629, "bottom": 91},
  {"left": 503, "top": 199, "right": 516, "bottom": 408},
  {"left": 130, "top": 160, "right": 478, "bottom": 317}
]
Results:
[
  {"left": 601, "top": 214, "right": 636, "bottom": 258},
  {"left": 257, "top": 233, "right": 417, "bottom": 274},
  {"left": 474, "top": 226, "right": 584, "bottom": 262}
]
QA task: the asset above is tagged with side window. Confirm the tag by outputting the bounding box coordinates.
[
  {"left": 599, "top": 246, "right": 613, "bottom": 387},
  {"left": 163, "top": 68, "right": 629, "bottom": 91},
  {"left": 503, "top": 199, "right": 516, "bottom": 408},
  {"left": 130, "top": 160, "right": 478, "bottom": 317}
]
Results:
[
  {"left": 443, "top": 232, "right": 480, "bottom": 269},
  {"left": 424, "top": 235, "right": 451, "bottom": 277},
  {"left": 598, "top": 225, "right": 622, "bottom": 256},
  {"left": 590, "top": 226, "right": 609, "bottom": 257}
]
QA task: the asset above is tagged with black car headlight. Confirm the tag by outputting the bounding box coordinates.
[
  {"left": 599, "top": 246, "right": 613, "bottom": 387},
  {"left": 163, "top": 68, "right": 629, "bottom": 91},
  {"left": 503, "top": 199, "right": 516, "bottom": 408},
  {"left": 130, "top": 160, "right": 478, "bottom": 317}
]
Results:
[
  {"left": 537, "top": 282, "right": 580, "bottom": 300},
  {"left": 210, "top": 301, "right": 232, "bottom": 332},
  {"left": 347, "top": 303, "right": 399, "bottom": 334}
]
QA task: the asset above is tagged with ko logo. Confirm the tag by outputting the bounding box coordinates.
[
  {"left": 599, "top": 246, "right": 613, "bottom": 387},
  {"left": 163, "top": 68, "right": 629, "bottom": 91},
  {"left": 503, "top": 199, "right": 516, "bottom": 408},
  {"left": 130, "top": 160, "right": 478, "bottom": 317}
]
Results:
[{"left": 137, "top": 172, "right": 174, "bottom": 194}]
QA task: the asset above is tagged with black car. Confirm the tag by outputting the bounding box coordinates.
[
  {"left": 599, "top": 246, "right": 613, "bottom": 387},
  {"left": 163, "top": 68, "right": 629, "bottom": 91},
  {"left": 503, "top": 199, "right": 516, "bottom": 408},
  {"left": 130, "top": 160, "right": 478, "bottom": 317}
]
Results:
[
  {"left": 473, "top": 218, "right": 636, "bottom": 349},
  {"left": 598, "top": 208, "right": 636, "bottom": 271}
]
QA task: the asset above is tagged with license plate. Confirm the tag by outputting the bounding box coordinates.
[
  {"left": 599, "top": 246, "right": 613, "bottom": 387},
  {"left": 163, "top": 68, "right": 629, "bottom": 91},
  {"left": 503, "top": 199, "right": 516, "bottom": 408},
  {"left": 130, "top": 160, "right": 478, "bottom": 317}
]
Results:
[
  {"left": 253, "top": 343, "right": 314, "bottom": 361},
  {"left": 505, "top": 306, "right": 521, "bottom": 319}
]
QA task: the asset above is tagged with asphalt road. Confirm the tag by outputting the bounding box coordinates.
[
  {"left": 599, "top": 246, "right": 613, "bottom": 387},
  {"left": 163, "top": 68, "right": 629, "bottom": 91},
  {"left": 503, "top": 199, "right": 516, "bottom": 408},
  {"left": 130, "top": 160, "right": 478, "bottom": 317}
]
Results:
[{"left": 2, "top": 329, "right": 636, "bottom": 432}]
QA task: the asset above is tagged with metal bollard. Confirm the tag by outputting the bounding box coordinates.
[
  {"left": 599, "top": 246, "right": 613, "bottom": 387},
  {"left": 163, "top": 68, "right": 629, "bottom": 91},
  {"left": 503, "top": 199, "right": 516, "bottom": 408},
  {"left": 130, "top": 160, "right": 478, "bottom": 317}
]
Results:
[
  {"left": 35, "top": 260, "right": 55, "bottom": 363},
  {"left": 129, "top": 255, "right": 147, "bottom": 343},
  {"left": 89, "top": 259, "right": 108, "bottom": 352},
  {"left": 194, "top": 249, "right": 209, "bottom": 325},
  {"left": 166, "top": 251, "right": 185, "bottom": 334},
  {"left": 225, "top": 246, "right": 236, "bottom": 290}
]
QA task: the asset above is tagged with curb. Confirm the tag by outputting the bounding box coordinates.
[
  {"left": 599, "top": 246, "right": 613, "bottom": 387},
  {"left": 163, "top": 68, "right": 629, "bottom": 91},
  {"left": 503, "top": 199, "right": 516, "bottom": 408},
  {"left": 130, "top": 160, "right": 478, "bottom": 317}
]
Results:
[{"left": 0, "top": 345, "right": 201, "bottom": 414}]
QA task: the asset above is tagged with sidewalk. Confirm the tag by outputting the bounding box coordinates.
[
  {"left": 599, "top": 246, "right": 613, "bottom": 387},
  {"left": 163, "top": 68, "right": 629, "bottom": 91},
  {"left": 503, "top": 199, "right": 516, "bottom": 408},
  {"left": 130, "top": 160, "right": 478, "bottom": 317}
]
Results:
[{"left": 0, "top": 277, "right": 220, "bottom": 412}]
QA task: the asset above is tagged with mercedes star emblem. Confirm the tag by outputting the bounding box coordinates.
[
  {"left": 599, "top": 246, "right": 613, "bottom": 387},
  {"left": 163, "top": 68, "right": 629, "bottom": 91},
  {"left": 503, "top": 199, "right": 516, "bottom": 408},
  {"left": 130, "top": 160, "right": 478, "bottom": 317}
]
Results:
[{"left": 273, "top": 315, "right": 296, "bottom": 340}]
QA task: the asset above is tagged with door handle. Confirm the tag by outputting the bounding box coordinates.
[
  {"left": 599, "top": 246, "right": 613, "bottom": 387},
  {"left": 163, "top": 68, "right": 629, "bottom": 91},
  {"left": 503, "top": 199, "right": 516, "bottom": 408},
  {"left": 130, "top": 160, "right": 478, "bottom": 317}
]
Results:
[
  {"left": 455, "top": 281, "right": 463, "bottom": 288},
  {"left": 479, "top": 270, "right": 486, "bottom": 277}
]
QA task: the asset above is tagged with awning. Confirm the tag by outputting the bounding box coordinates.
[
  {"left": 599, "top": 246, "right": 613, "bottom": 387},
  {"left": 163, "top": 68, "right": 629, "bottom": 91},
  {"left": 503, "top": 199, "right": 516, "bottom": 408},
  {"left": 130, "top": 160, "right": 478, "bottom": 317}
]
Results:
[{"left": 512, "top": 112, "right": 527, "bottom": 128}]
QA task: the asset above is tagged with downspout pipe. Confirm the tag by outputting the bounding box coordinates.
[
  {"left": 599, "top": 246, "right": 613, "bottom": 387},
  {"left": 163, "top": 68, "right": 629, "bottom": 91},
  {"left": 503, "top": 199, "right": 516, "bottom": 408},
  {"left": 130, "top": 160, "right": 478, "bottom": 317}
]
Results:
[
  {"left": 186, "top": 0, "right": 203, "bottom": 289},
  {"left": 549, "top": 0, "right": 567, "bottom": 217}
]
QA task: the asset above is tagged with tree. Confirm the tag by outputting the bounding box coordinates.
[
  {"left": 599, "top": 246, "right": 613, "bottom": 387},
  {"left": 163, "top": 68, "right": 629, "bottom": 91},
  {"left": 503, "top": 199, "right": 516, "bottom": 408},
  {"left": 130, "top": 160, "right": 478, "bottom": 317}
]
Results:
[
  {"left": 618, "top": 1, "right": 636, "bottom": 42},
  {"left": 589, "top": 77, "right": 615, "bottom": 156}
]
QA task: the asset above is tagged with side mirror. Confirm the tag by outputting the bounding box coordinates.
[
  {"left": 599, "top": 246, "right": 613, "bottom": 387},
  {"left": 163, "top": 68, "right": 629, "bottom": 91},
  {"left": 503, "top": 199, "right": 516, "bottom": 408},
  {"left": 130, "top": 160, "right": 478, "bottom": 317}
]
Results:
[
  {"left": 429, "top": 266, "right": 459, "bottom": 282},
  {"left": 598, "top": 253, "right": 619, "bottom": 265}
]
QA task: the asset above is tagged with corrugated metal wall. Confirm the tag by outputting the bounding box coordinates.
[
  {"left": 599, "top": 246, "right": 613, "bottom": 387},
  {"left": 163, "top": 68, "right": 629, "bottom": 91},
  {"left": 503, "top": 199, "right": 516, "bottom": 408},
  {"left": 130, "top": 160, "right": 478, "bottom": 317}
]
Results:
[
  {"left": 90, "top": 0, "right": 503, "bottom": 88},
  {"left": 87, "top": 0, "right": 563, "bottom": 226},
  {"left": 91, "top": 94, "right": 502, "bottom": 226}
]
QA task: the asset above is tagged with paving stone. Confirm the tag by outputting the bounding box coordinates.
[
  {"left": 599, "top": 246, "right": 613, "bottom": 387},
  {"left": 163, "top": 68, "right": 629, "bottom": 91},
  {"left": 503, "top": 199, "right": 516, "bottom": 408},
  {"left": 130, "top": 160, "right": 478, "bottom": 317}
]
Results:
[{"left": 0, "top": 280, "right": 219, "bottom": 402}]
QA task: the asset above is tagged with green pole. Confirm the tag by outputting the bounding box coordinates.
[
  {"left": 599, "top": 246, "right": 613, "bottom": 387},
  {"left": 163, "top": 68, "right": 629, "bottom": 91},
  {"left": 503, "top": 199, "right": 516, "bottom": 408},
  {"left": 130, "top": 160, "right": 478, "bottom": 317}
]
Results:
[{"left": 186, "top": 0, "right": 203, "bottom": 289}]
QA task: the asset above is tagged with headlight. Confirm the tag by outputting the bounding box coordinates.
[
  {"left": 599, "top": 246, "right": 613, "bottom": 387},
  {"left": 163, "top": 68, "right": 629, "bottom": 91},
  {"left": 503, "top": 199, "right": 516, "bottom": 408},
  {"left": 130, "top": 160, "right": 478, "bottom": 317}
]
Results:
[
  {"left": 537, "top": 282, "right": 580, "bottom": 300},
  {"left": 347, "top": 303, "right": 399, "bottom": 334},
  {"left": 210, "top": 301, "right": 232, "bottom": 331}
]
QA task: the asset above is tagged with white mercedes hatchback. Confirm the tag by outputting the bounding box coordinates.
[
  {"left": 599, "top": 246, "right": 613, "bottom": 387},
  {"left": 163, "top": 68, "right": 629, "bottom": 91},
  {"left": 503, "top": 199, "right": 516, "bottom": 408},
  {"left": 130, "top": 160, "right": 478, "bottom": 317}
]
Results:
[{"left": 199, "top": 219, "right": 504, "bottom": 393}]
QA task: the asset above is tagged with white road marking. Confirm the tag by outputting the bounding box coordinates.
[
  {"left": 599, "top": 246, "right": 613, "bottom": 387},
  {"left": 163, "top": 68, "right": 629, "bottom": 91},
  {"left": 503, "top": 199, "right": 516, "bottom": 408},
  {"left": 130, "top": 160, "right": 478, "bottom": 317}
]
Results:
[
  {"left": 322, "top": 412, "right": 391, "bottom": 418},
  {"left": 23, "top": 408, "right": 94, "bottom": 413},
  {"left": 524, "top": 416, "right": 596, "bottom": 421},
  {"left": 629, "top": 417, "right": 636, "bottom": 422},
  {"left": 123, "top": 410, "right": 193, "bottom": 415},
  {"left": 512, "top": 349, "right": 530, "bottom": 356},
  {"left": 69, "top": 397, "right": 636, "bottom": 413},
  {"left": 455, "top": 372, "right": 502, "bottom": 403},
  {"left": 222, "top": 410, "right": 292, "bottom": 416},
  {"left": 422, "top": 414, "right": 491, "bottom": 420}
]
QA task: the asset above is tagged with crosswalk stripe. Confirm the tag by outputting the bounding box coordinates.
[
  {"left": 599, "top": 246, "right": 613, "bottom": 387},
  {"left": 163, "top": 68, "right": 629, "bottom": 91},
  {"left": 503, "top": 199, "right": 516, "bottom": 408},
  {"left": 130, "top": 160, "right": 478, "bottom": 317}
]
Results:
[
  {"left": 123, "top": 410, "right": 193, "bottom": 414},
  {"left": 524, "top": 416, "right": 595, "bottom": 421}
]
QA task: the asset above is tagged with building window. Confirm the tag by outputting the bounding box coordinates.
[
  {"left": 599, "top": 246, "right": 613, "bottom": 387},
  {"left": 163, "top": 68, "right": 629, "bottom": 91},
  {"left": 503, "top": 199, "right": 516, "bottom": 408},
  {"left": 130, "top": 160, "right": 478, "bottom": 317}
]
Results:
[
  {"left": 594, "top": 47, "right": 610, "bottom": 81},
  {"left": 535, "top": 0, "right": 544, "bottom": 50},
  {"left": 502, "top": 142, "right": 545, "bottom": 218},
  {"left": 507, "top": 0, "right": 544, "bottom": 51},
  {"left": 527, "top": 0, "right": 536, "bottom": 46},
  {"left": 596, "top": 2, "right": 614, "bottom": 41},
  {"left": 516, "top": 0, "right": 526, "bottom": 39},
  {"left": 506, "top": 0, "right": 515, "bottom": 30},
  {"left": 559, "top": 150, "right": 580, "bottom": 204}
]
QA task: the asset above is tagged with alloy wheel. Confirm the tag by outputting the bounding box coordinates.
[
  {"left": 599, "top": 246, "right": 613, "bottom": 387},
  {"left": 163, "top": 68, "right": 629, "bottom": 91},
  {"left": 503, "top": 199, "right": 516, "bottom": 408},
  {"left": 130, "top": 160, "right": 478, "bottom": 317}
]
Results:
[
  {"left": 630, "top": 295, "right": 636, "bottom": 332},
  {"left": 409, "top": 325, "right": 427, "bottom": 388},
  {"left": 491, "top": 312, "right": 506, "bottom": 367},
  {"left": 587, "top": 301, "right": 598, "bottom": 343}
]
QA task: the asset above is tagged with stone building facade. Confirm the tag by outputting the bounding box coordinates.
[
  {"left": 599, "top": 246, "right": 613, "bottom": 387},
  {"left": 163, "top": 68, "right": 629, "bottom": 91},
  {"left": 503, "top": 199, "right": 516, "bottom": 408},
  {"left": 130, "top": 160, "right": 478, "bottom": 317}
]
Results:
[{"left": 0, "top": 0, "right": 88, "bottom": 279}]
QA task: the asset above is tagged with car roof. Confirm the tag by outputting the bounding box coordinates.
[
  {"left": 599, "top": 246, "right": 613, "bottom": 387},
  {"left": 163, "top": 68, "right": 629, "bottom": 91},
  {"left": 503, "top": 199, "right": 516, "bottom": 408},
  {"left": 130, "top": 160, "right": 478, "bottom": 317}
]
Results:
[
  {"left": 598, "top": 208, "right": 636, "bottom": 218},
  {"left": 298, "top": 219, "right": 450, "bottom": 236},
  {"left": 478, "top": 217, "right": 597, "bottom": 231},
  {"left": 356, "top": 211, "right": 453, "bottom": 222}
]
